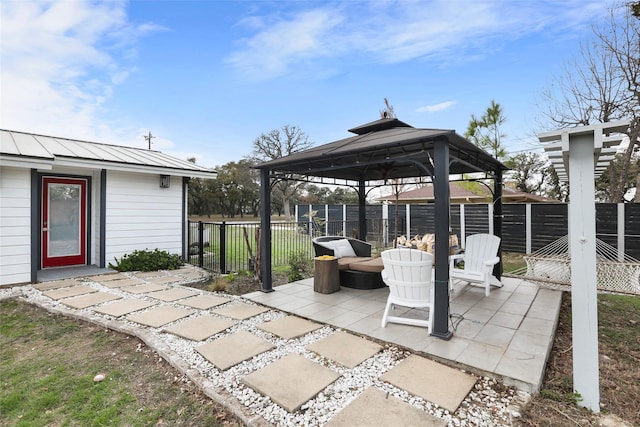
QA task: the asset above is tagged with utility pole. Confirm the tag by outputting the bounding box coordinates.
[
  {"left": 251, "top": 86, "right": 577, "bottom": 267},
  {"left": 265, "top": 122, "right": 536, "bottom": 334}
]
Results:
[{"left": 144, "top": 131, "right": 155, "bottom": 149}]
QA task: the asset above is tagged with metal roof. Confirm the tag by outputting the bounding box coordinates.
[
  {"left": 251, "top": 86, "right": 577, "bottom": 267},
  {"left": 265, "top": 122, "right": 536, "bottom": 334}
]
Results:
[
  {"left": 0, "top": 129, "right": 216, "bottom": 179},
  {"left": 256, "top": 118, "right": 507, "bottom": 183}
]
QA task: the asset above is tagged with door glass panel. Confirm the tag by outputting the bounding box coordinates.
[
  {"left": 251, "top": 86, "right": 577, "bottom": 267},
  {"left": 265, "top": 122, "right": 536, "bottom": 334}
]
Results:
[{"left": 48, "top": 183, "right": 81, "bottom": 257}]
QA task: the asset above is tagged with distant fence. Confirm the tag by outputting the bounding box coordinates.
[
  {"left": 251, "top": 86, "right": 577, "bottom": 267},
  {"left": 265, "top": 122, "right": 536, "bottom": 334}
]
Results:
[{"left": 296, "top": 203, "right": 640, "bottom": 260}]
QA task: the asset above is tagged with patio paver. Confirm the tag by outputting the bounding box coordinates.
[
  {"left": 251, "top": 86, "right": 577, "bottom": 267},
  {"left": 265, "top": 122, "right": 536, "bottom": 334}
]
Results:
[
  {"left": 33, "top": 279, "right": 80, "bottom": 291},
  {"left": 93, "top": 299, "right": 156, "bottom": 317},
  {"left": 98, "top": 278, "right": 144, "bottom": 288},
  {"left": 196, "top": 331, "right": 274, "bottom": 370},
  {"left": 146, "top": 275, "right": 182, "bottom": 285},
  {"left": 380, "top": 354, "right": 477, "bottom": 413},
  {"left": 242, "top": 353, "right": 340, "bottom": 413},
  {"left": 178, "top": 294, "right": 230, "bottom": 309},
  {"left": 307, "top": 331, "right": 383, "bottom": 368},
  {"left": 146, "top": 287, "right": 198, "bottom": 302},
  {"left": 326, "top": 387, "right": 445, "bottom": 427},
  {"left": 212, "top": 302, "right": 269, "bottom": 320},
  {"left": 164, "top": 315, "right": 237, "bottom": 341},
  {"left": 121, "top": 283, "right": 167, "bottom": 294},
  {"left": 90, "top": 273, "right": 128, "bottom": 282},
  {"left": 42, "top": 284, "right": 97, "bottom": 300},
  {"left": 60, "top": 292, "right": 121, "bottom": 309},
  {"left": 126, "top": 306, "right": 194, "bottom": 328},
  {"left": 258, "top": 316, "right": 322, "bottom": 339}
]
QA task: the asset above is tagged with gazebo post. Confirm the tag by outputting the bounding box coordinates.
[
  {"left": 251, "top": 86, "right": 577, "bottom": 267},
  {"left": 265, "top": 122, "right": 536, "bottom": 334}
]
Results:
[
  {"left": 431, "top": 138, "right": 452, "bottom": 340},
  {"left": 493, "top": 168, "right": 503, "bottom": 280},
  {"left": 259, "top": 167, "right": 273, "bottom": 292},
  {"left": 358, "top": 179, "right": 367, "bottom": 241}
]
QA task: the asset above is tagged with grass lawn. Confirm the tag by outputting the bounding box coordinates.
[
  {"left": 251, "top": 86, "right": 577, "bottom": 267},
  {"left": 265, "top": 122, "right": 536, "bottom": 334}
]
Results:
[{"left": 0, "top": 299, "right": 241, "bottom": 427}]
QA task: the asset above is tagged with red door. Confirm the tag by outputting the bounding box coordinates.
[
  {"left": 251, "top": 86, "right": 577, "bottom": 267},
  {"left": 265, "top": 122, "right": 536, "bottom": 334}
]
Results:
[{"left": 42, "top": 177, "right": 87, "bottom": 268}]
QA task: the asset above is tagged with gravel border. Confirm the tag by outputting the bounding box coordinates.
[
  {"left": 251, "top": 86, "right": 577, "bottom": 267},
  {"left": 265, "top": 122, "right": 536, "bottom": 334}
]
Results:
[{"left": 1, "top": 270, "right": 531, "bottom": 426}]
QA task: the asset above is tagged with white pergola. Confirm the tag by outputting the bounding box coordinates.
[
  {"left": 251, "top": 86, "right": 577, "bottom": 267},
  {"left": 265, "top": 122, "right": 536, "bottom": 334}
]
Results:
[{"left": 538, "top": 120, "right": 629, "bottom": 413}]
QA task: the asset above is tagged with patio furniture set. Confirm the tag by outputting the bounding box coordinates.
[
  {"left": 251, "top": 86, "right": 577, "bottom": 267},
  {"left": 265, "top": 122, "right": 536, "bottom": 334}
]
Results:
[{"left": 312, "top": 234, "right": 503, "bottom": 334}]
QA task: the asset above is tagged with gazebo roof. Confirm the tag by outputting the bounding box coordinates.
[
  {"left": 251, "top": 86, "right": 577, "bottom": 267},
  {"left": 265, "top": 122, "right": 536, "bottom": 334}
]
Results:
[{"left": 257, "top": 118, "right": 508, "bottom": 182}]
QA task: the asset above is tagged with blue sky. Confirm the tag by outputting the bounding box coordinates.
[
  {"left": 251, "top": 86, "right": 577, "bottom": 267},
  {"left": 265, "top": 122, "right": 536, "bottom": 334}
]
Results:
[{"left": 1, "top": 0, "right": 614, "bottom": 169}]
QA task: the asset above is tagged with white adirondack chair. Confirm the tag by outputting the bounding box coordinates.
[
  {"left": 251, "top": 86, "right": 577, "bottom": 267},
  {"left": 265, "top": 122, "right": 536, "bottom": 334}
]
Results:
[
  {"left": 449, "top": 233, "right": 502, "bottom": 297},
  {"left": 380, "top": 249, "right": 434, "bottom": 333}
]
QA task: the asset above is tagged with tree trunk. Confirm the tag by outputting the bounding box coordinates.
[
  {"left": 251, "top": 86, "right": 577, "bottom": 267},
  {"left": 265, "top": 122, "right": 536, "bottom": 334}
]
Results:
[{"left": 635, "top": 156, "right": 640, "bottom": 202}]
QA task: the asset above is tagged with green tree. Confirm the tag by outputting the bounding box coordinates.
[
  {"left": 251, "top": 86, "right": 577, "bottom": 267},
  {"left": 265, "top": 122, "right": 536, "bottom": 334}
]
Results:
[
  {"left": 465, "top": 100, "right": 507, "bottom": 160},
  {"left": 210, "top": 160, "right": 260, "bottom": 218},
  {"left": 504, "top": 152, "right": 548, "bottom": 194}
]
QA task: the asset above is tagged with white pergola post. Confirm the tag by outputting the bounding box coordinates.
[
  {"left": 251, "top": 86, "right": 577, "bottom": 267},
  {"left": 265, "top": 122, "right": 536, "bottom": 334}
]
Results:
[{"left": 540, "top": 121, "right": 628, "bottom": 413}]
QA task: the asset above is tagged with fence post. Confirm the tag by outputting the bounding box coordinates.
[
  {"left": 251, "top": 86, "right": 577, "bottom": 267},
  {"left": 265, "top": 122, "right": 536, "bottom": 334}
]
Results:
[
  {"left": 382, "top": 203, "right": 389, "bottom": 245},
  {"left": 219, "top": 221, "right": 227, "bottom": 273},
  {"left": 526, "top": 204, "right": 532, "bottom": 254},
  {"left": 459, "top": 204, "right": 465, "bottom": 248},
  {"left": 342, "top": 204, "right": 347, "bottom": 237},
  {"left": 198, "top": 221, "right": 204, "bottom": 267},
  {"left": 617, "top": 203, "right": 625, "bottom": 261},
  {"left": 405, "top": 204, "right": 411, "bottom": 238},
  {"left": 325, "top": 205, "right": 329, "bottom": 236}
]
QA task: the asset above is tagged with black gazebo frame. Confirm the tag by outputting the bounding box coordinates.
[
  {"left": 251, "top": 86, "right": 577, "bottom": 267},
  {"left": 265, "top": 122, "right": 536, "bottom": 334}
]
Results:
[{"left": 256, "top": 117, "right": 508, "bottom": 340}]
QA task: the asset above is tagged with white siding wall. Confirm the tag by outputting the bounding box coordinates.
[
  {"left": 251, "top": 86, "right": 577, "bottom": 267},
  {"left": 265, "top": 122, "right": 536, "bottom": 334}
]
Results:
[
  {"left": 105, "top": 171, "right": 182, "bottom": 263},
  {"left": 0, "top": 167, "right": 31, "bottom": 285}
]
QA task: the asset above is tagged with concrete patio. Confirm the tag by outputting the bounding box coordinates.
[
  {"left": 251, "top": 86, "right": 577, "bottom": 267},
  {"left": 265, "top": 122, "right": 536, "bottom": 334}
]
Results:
[{"left": 244, "top": 275, "right": 562, "bottom": 393}]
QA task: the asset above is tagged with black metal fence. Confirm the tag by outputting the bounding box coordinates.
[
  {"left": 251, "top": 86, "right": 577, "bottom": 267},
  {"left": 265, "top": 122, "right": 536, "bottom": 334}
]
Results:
[
  {"left": 186, "top": 219, "right": 389, "bottom": 273},
  {"left": 186, "top": 203, "right": 640, "bottom": 273}
]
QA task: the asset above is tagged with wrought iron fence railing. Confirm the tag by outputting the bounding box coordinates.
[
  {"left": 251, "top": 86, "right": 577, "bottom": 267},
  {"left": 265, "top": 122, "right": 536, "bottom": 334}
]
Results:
[{"left": 186, "top": 219, "right": 389, "bottom": 273}]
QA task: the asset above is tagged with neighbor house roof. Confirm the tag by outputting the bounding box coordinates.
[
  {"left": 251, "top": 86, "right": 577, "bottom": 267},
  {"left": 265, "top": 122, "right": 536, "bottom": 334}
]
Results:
[
  {"left": 0, "top": 129, "right": 216, "bottom": 179},
  {"left": 376, "top": 181, "right": 558, "bottom": 203}
]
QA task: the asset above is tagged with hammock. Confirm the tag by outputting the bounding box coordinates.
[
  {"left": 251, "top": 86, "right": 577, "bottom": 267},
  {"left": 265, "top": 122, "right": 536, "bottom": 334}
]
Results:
[{"left": 505, "top": 235, "right": 640, "bottom": 295}]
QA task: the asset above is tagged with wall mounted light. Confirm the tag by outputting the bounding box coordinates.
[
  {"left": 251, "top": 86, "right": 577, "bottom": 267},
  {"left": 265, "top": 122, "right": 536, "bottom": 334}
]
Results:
[{"left": 160, "top": 175, "right": 171, "bottom": 188}]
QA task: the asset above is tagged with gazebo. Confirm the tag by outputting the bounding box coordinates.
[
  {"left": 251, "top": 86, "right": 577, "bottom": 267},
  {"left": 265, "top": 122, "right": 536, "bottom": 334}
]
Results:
[{"left": 256, "top": 117, "right": 508, "bottom": 339}]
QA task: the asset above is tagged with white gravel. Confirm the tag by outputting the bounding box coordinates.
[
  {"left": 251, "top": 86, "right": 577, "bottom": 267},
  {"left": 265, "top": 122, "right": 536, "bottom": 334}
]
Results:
[{"left": 0, "top": 272, "right": 531, "bottom": 426}]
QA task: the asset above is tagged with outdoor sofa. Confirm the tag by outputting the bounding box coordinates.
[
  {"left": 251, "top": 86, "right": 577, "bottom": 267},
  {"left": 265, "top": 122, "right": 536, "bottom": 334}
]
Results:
[{"left": 312, "top": 236, "right": 385, "bottom": 289}]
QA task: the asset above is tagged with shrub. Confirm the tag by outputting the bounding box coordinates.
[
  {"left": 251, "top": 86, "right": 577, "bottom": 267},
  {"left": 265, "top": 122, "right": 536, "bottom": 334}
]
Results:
[
  {"left": 287, "top": 250, "right": 311, "bottom": 282},
  {"left": 109, "top": 249, "right": 183, "bottom": 272}
]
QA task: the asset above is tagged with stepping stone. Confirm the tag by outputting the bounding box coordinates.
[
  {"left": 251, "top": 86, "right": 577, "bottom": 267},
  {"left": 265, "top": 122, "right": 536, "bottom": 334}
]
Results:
[
  {"left": 258, "top": 316, "right": 322, "bottom": 340},
  {"left": 380, "top": 354, "right": 476, "bottom": 413},
  {"left": 93, "top": 299, "right": 156, "bottom": 317},
  {"left": 42, "top": 284, "right": 97, "bottom": 300},
  {"left": 133, "top": 271, "right": 164, "bottom": 279},
  {"left": 326, "top": 387, "right": 445, "bottom": 427},
  {"left": 147, "top": 288, "right": 198, "bottom": 302},
  {"left": 33, "top": 279, "right": 79, "bottom": 291},
  {"left": 122, "top": 283, "right": 167, "bottom": 294},
  {"left": 127, "top": 306, "right": 194, "bottom": 328},
  {"left": 212, "top": 303, "right": 269, "bottom": 320},
  {"left": 179, "top": 294, "right": 230, "bottom": 310},
  {"left": 91, "top": 273, "right": 127, "bottom": 282},
  {"left": 61, "top": 292, "right": 121, "bottom": 309},
  {"left": 164, "top": 315, "right": 237, "bottom": 341},
  {"left": 242, "top": 353, "right": 340, "bottom": 413},
  {"left": 99, "top": 278, "right": 143, "bottom": 288},
  {"left": 307, "top": 331, "right": 383, "bottom": 368},
  {"left": 196, "top": 330, "right": 274, "bottom": 370},
  {"left": 147, "top": 276, "right": 181, "bottom": 285}
]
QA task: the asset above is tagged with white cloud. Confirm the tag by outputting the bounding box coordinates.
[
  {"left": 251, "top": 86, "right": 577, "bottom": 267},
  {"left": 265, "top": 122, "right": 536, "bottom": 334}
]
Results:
[
  {"left": 0, "top": 0, "right": 163, "bottom": 143},
  {"left": 226, "top": 0, "right": 608, "bottom": 80},
  {"left": 417, "top": 101, "right": 457, "bottom": 113}
]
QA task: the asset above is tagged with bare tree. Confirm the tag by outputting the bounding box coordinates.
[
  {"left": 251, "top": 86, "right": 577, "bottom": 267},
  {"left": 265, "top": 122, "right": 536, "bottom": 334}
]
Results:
[
  {"left": 250, "top": 125, "right": 313, "bottom": 220},
  {"left": 505, "top": 152, "right": 548, "bottom": 194},
  {"left": 539, "top": 5, "right": 640, "bottom": 202}
]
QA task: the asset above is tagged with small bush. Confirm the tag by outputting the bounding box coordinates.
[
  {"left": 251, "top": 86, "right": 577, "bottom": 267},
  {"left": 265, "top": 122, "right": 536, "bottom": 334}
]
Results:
[
  {"left": 287, "top": 250, "right": 311, "bottom": 282},
  {"left": 207, "top": 277, "right": 228, "bottom": 292},
  {"left": 109, "top": 249, "right": 183, "bottom": 272}
]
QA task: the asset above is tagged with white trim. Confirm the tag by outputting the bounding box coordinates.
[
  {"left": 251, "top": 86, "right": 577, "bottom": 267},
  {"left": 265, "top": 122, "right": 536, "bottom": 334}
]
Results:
[
  {"left": 526, "top": 204, "right": 532, "bottom": 254},
  {"left": 618, "top": 203, "right": 625, "bottom": 262}
]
